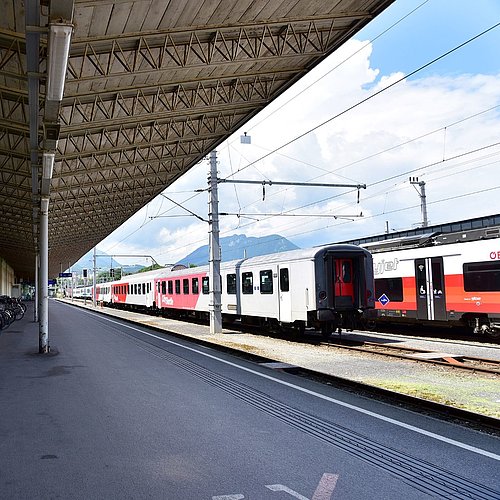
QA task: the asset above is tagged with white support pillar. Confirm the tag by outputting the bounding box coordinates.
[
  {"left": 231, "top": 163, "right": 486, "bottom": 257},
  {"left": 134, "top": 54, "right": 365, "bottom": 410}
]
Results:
[
  {"left": 92, "top": 246, "right": 96, "bottom": 307},
  {"left": 34, "top": 253, "right": 39, "bottom": 322},
  {"left": 39, "top": 197, "right": 49, "bottom": 353},
  {"left": 208, "top": 150, "right": 222, "bottom": 334}
]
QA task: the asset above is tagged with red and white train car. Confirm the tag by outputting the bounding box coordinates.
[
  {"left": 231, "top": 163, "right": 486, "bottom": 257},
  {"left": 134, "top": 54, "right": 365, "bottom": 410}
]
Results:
[
  {"left": 106, "top": 244, "right": 374, "bottom": 335},
  {"left": 106, "top": 266, "right": 186, "bottom": 309},
  {"left": 364, "top": 226, "right": 500, "bottom": 338}
]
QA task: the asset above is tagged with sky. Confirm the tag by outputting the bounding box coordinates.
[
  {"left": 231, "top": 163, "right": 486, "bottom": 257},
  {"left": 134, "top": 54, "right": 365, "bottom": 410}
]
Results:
[{"left": 96, "top": 0, "right": 500, "bottom": 267}]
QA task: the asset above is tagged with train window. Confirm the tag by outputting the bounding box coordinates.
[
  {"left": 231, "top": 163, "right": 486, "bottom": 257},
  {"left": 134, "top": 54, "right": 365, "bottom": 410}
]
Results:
[
  {"left": 463, "top": 261, "right": 500, "bottom": 292},
  {"left": 202, "top": 277, "right": 209, "bottom": 294},
  {"left": 260, "top": 270, "right": 273, "bottom": 294},
  {"left": 161, "top": 281, "right": 166, "bottom": 294},
  {"left": 279, "top": 268, "right": 289, "bottom": 292},
  {"left": 242, "top": 272, "right": 253, "bottom": 294},
  {"left": 342, "top": 261, "right": 352, "bottom": 283},
  {"left": 175, "top": 279, "right": 181, "bottom": 294},
  {"left": 134, "top": 284, "right": 137, "bottom": 294},
  {"left": 227, "top": 274, "right": 236, "bottom": 294},
  {"left": 192, "top": 277, "right": 199, "bottom": 294},
  {"left": 375, "top": 278, "right": 403, "bottom": 302},
  {"left": 183, "top": 278, "right": 189, "bottom": 294},
  {"left": 168, "top": 280, "right": 173, "bottom": 294}
]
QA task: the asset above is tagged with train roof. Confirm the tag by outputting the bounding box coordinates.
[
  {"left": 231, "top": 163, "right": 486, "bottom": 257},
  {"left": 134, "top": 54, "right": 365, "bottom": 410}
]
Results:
[
  {"left": 362, "top": 225, "right": 500, "bottom": 253},
  {"left": 335, "top": 213, "right": 500, "bottom": 248},
  {"left": 223, "top": 243, "right": 368, "bottom": 267},
  {"left": 361, "top": 233, "right": 437, "bottom": 252},
  {"left": 102, "top": 244, "right": 369, "bottom": 282}
]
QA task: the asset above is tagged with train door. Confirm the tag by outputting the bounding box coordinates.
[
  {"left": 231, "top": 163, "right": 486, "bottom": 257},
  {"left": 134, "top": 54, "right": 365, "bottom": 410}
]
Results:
[
  {"left": 334, "top": 258, "right": 354, "bottom": 308},
  {"left": 278, "top": 266, "right": 292, "bottom": 323},
  {"left": 415, "top": 257, "right": 446, "bottom": 321}
]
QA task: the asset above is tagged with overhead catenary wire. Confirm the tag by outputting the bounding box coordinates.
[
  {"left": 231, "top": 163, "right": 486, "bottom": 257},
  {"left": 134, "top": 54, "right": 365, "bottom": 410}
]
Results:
[
  {"left": 222, "top": 20, "right": 500, "bottom": 182},
  {"left": 150, "top": 149, "right": 500, "bottom": 259},
  {"left": 219, "top": 103, "right": 500, "bottom": 216}
]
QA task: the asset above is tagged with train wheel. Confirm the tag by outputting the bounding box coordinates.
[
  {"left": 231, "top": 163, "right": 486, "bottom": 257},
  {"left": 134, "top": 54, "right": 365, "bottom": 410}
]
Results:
[
  {"left": 485, "top": 328, "right": 500, "bottom": 341},
  {"left": 321, "top": 321, "right": 336, "bottom": 339}
]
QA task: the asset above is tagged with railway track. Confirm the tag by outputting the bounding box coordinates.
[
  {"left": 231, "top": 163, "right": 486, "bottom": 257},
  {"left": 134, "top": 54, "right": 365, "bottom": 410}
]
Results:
[{"left": 323, "top": 338, "right": 500, "bottom": 375}]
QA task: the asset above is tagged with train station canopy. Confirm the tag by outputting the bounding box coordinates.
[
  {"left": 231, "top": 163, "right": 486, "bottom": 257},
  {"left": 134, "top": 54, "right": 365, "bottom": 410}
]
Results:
[{"left": 0, "top": 0, "right": 394, "bottom": 282}]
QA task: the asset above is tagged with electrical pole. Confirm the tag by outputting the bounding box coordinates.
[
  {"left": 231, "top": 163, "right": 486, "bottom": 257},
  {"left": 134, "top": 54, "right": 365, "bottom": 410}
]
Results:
[
  {"left": 208, "top": 150, "right": 222, "bottom": 334},
  {"left": 410, "top": 177, "right": 428, "bottom": 228}
]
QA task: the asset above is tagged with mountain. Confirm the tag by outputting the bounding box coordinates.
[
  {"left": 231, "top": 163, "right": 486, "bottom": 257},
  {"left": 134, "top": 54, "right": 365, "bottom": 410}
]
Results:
[{"left": 176, "top": 234, "right": 299, "bottom": 267}]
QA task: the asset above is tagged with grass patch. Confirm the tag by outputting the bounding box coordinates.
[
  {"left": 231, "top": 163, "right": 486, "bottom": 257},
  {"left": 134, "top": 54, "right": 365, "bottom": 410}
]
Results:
[
  {"left": 216, "top": 341, "right": 265, "bottom": 356},
  {"left": 366, "top": 380, "right": 500, "bottom": 418}
]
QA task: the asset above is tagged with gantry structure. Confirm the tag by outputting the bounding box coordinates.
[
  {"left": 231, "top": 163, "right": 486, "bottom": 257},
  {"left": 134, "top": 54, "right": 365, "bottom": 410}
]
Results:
[{"left": 0, "top": 0, "right": 395, "bottom": 284}]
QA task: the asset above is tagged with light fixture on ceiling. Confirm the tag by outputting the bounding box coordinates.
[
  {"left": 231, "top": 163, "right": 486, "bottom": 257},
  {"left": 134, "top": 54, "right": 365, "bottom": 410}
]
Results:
[
  {"left": 40, "top": 197, "right": 50, "bottom": 213},
  {"left": 46, "top": 23, "right": 73, "bottom": 101},
  {"left": 42, "top": 152, "right": 55, "bottom": 179}
]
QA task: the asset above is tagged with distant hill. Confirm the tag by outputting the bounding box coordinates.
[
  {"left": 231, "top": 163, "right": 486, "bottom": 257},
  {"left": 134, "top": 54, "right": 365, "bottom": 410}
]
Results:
[
  {"left": 176, "top": 234, "right": 299, "bottom": 267},
  {"left": 122, "top": 264, "right": 146, "bottom": 274},
  {"left": 67, "top": 250, "right": 144, "bottom": 274}
]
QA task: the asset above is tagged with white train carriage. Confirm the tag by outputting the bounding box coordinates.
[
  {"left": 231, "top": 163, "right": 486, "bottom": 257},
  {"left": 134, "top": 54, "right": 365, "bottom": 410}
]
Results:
[
  {"left": 72, "top": 285, "right": 93, "bottom": 299},
  {"left": 153, "top": 244, "right": 374, "bottom": 334},
  {"left": 364, "top": 226, "right": 500, "bottom": 338}
]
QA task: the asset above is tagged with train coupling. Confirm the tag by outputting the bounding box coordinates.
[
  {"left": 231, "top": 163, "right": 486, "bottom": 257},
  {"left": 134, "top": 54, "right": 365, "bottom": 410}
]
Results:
[{"left": 473, "top": 317, "right": 490, "bottom": 335}]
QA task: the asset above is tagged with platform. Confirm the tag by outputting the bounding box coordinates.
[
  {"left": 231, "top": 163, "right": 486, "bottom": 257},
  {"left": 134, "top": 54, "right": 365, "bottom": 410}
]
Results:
[{"left": 1, "top": 299, "right": 499, "bottom": 499}]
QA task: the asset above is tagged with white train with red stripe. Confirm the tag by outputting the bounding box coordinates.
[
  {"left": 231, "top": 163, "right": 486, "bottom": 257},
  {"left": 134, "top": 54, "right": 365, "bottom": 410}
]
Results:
[
  {"left": 363, "top": 225, "right": 500, "bottom": 339},
  {"left": 91, "top": 244, "right": 375, "bottom": 335}
]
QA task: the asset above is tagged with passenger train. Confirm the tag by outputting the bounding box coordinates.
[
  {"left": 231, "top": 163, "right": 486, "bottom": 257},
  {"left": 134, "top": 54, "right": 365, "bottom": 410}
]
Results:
[
  {"left": 364, "top": 225, "right": 500, "bottom": 339},
  {"left": 72, "top": 244, "right": 375, "bottom": 336}
]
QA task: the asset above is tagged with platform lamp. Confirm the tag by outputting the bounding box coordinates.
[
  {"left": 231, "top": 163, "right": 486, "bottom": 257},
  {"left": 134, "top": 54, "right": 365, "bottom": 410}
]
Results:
[
  {"left": 46, "top": 23, "right": 73, "bottom": 101},
  {"left": 40, "top": 196, "right": 50, "bottom": 214},
  {"left": 42, "top": 152, "right": 55, "bottom": 180}
]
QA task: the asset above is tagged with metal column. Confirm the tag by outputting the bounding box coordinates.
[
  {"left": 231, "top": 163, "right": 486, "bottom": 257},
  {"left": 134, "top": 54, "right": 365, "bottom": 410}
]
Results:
[
  {"left": 39, "top": 198, "right": 49, "bottom": 353},
  {"left": 208, "top": 150, "right": 222, "bottom": 334},
  {"left": 34, "top": 253, "right": 39, "bottom": 322}
]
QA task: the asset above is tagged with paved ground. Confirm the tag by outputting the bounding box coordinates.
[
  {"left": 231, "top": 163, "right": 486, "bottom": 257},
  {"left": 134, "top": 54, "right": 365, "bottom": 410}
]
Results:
[
  {"left": 59, "top": 299, "right": 500, "bottom": 419},
  {"left": 2, "top": 300, "right": 499, "bottom": 499}
]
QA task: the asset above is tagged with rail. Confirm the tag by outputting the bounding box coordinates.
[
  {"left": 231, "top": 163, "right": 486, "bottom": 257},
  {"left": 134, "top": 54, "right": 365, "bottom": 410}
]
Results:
[{"left": 323, "top": 339, "right": 500, "bottom": 375}]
